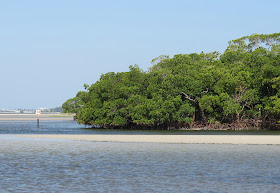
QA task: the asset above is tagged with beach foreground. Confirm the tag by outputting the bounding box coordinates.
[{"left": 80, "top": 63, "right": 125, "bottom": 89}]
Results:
[{"left": 12, "top": 134, "right": 280, "bottom": 145}]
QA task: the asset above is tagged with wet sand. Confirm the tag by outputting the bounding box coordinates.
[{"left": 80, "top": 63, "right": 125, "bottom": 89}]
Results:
[{"left": 13, "top": 134, "right": 280, "bottom": 145}]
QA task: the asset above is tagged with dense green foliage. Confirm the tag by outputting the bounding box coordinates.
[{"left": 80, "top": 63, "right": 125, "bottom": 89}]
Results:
[{"left": 63, "top": 33, "right": 280, "bottom": 129}]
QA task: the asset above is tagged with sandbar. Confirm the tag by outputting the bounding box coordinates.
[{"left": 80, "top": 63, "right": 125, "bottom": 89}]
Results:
[
  {"left": 12, "top": 134, "right": 280, "bottom": 145},
  {"left": 0, "top": 114, "right": 74, "bottom": 121}
]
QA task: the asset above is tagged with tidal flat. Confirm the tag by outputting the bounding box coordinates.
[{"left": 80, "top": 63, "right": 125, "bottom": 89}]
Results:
[
  {"left": 1, "top": 136, "right": 280, "bottom": 192},
  {"left": 11, "top": 134, "right": 280, "bottom": 145},
  {"left": 1, "top": 117, "right": 280, "bottom": 192}
]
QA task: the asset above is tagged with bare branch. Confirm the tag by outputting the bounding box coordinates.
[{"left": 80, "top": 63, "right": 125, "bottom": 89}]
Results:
[
  {"left": 201, "top": 88, "right": 209, "bottom": 94},
  {"left": 181, "top": 92, "right": 197, "bottom": 103}
]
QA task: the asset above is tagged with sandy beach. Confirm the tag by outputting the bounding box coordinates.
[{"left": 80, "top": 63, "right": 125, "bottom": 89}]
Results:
[{"left": 13, "top": 134, "right": 280, "bottom": 145}]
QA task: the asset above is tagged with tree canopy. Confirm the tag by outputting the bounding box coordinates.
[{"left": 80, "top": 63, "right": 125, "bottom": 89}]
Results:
[{"left": 63, "top": 33, "right": 280, "bottom": 130}]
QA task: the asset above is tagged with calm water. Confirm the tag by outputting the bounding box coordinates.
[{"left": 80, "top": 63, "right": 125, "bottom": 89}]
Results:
[
  {"left": 1, "top": 137, "right": 280, "bottom": 192},
  {"left": 1, "top": 120, "right": 280, "bottom": 192},
  {"left": 1, "top": 120, "right": 280, "bottom": 135}
]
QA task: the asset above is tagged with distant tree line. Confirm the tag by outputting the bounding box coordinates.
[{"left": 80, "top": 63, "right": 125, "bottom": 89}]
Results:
[
  {"left": 35, "top": 107, "right": 63, "bottom": 113},
  {"left": 42, "top": 107, "right": 63, "bottom": 113},
  {"left": 63, "top": 33, "right": 280, "bottom": 130}
]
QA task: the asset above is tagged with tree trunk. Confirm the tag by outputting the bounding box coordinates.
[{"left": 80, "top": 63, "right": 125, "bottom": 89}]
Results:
[
  {"left": 236, "top": 113, "right": 240, "bottom": 127},
  {"left": 199, "top": 105, "right": 207, "bottom": 124},
  {"left": 192, "top": 111, "right": 195, "bottom": 121}
]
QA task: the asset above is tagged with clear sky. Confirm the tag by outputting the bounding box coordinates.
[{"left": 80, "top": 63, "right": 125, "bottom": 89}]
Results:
[{"left": 0, "top": 0, "right": 279, "bottom": 109}]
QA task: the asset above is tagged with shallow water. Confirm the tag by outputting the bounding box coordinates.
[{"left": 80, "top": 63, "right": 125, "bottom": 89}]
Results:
[
  {"left": 1, "top": 120, "right": 280, "bottom": 135},
  {"left": 0, "top": 120, "right": 89, "bottom": 134},
  {"left": 0, "top": 137, "right": 280, "bottom": 192},
  {"left": 1, "top": 120, "right": 280, "bottom": 192}
]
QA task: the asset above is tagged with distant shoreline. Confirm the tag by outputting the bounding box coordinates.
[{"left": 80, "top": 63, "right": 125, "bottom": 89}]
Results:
[
  {"left": 9, "top": 134, "right": 280, "bottom": 145},
  {"left": 0, "top": 113, "right": 75, "bottom": 121}
]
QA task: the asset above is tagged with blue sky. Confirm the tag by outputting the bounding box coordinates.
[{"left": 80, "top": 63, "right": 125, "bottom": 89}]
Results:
[{"left": 0, "top": 0, "right": 279, "bottom": 109}]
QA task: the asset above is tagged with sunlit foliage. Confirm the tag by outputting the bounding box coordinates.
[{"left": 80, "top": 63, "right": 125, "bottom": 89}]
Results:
[{"left": 63, "top": 33, "right": 280, "bottom": 129}]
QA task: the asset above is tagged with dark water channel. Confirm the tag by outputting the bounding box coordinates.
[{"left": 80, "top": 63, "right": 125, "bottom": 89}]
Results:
[{"left": 1, "top": 120, "right": 280, "bottom": 135}]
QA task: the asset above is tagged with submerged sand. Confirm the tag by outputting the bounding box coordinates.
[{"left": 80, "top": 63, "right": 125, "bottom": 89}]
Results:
[{"left": 14, "top": 134, "right": 280, "bottom": 145}]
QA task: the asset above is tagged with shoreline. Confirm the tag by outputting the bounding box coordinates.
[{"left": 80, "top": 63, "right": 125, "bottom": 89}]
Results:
[
  {"left": 0, "top": 113, "right": 75, "bottom": 121},
  {"left": 8, "top": 134, "right": 280, "bottom": 145}
]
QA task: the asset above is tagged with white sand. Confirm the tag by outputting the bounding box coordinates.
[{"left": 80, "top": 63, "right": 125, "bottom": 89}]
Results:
[{"left": 14, "top": 134, "right": 280, "bottom": 145}]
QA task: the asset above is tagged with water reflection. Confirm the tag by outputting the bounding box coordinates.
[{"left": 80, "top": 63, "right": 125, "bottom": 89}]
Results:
[{"left": 1, "top": 120, "right": 280, "bottom": 135}]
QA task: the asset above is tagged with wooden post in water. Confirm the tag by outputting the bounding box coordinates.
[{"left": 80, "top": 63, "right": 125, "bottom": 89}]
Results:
[
  {"left": 36, "top": 109, "right": 41, "bottom": 128},
  {"left": 37, "top": 114, "right": 39, "bottom": 128}
]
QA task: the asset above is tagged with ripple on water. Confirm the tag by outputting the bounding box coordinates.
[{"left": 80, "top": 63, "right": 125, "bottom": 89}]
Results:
[{"left": 1, "top": 138, "right": 280, "bottom": 192}]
